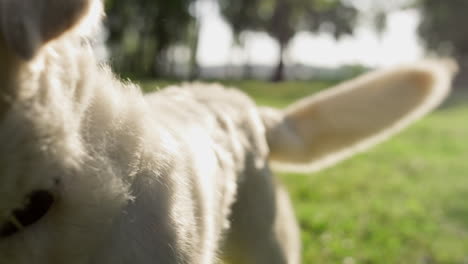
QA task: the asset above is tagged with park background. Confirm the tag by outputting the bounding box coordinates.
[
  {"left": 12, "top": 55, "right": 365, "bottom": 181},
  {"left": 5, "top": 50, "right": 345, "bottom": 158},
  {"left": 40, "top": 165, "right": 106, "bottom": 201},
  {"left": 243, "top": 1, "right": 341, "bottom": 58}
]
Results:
[{"left": 103, "top": 0, "right": 468, "bottom": 263}]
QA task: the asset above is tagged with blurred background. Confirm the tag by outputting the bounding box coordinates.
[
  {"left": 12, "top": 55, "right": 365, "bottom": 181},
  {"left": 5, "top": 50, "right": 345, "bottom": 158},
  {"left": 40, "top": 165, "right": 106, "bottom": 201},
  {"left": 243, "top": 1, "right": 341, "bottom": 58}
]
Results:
[
  {"left": 104, "top": 0, "right": 467, "bottom": 84},
  {"left": 103, "top": 0, "right": 468, "bottom": 263}
]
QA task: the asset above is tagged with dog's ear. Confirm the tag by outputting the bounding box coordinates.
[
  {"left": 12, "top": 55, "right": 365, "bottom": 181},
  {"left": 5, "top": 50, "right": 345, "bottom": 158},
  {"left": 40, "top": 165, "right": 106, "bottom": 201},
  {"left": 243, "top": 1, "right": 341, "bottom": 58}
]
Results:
[
  {"left": 0, "top": 0, "right": 95, "bottom": 60},
  {"left": 263, "top": 59, "right": 457, "bottom": 172}
]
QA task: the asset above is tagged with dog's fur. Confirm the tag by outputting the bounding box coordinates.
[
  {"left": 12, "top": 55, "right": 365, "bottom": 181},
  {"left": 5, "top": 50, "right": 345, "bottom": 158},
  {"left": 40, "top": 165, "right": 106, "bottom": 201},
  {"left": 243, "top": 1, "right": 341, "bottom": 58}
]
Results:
[{"left": 0, "top": 0, "right": 457, "bottom": 263}]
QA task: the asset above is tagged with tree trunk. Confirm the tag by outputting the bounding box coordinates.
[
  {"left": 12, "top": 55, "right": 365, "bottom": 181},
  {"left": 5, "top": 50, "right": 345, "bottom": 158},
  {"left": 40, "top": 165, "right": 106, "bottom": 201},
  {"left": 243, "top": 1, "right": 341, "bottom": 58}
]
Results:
[
  {"left": 271, "top": 42, "right": 285, "bottom": 82},
  {"left": 189, "top": 21, "right": 200, "bottom": 81},
  {"left": 243, "top": 62, "right": 253, "bottom": 80},
  {"left": 454, "top": 54, "right": 468, "bottom": 89},
  {"left": 149, "top": 43, "right": 168, "bottom": 79},
  {"left": 243, "top": 45, "right": 253, "bottom": 79}
]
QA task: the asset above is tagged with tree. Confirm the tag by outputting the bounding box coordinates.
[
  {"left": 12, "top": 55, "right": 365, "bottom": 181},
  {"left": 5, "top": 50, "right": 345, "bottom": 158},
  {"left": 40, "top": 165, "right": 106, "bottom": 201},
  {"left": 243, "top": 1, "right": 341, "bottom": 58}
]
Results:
[
  {"left": 416, "top": 0, "right": 468, "bottom": 85},
  {"left": 219, "top": 0, "right": 358, "bottom": 81},
  {"left": 218, "top": 0, "right": 263, "bottom": 79},
  {"left": 105, "top": 0, "right": 196, "bottom": 77}
]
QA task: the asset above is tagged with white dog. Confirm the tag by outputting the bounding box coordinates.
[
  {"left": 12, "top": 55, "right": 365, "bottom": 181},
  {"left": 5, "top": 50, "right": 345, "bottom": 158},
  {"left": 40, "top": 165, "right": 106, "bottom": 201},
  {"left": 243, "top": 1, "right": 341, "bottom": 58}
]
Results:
[{"left": 0, "top": 0, "right": 457, "bottom": 263}]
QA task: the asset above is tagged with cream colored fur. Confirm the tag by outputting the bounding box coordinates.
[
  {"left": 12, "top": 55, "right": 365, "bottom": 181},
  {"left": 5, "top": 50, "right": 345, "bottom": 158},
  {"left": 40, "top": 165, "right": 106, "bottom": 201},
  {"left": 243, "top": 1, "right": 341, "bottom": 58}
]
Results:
[
  {"left": 263, "top": 59, "right": 457, "bottom": 172},
  {"left": 0, "top": 0, "right": 457, "bottom": 264}
]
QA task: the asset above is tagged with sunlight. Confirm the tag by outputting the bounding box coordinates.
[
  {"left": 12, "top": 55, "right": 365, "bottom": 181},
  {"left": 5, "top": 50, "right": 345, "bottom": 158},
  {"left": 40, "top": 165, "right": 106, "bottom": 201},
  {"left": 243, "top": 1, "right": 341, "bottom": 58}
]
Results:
[{"left": 197, "top": 1, "right": 423, "bottom": 68}]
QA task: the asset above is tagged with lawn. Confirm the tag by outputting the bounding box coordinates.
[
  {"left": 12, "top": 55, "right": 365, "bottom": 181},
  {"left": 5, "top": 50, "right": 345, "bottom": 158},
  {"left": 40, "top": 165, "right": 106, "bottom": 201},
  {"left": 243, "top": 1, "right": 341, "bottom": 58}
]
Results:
[{"left": 142, "top": 80, "right": 468, "bottom": 263}]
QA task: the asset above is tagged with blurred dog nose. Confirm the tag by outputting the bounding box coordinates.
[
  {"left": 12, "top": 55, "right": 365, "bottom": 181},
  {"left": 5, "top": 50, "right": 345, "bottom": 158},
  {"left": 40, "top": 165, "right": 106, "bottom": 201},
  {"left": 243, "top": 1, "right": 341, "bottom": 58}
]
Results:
[{"left": 0, "top": 190, "right": 55, "bottom": 238}]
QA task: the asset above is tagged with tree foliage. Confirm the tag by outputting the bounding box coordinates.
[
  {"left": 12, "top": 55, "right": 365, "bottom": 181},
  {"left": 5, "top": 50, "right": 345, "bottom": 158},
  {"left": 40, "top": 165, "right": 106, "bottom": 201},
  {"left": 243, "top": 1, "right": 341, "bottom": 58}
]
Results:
[
  {"left": 415, "top": 0, "right": 468, "bottom": 85},
  {"left": 105, "top": 0, "right": 196, "bottom": 77},
  {"left": 417, "top": 0, "right": 468, "bottom": 57},
  {"left": 219, "top": 0, "right": 358, "bottom": 81}
]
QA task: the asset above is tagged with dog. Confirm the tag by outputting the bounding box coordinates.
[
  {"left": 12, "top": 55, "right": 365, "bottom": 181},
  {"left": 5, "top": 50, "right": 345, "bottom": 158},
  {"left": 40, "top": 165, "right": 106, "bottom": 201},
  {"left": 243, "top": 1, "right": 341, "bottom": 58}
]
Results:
[{"left": 0, "top": 0, "right": 457, "bottom": 263}]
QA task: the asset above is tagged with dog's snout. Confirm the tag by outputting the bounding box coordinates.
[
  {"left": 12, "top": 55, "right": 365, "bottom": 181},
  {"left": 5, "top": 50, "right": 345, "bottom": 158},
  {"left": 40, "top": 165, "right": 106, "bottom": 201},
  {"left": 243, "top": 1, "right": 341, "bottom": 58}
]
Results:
[{"left": 0, "top": 190, "right": 55, "bottom": 238}]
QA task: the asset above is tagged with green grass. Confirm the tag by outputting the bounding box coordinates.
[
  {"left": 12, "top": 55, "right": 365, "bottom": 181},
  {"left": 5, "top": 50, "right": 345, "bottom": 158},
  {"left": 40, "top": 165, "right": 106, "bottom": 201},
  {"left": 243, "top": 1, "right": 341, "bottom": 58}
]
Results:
[
  {"left": 284, "top": 106, "right": 468, "bottom": 264},
  {"left": 142, "top": 80, "right": 468, "bottom": 263},
  {"left": 140, "top": 79, "right": 336, "bottom": 108}
]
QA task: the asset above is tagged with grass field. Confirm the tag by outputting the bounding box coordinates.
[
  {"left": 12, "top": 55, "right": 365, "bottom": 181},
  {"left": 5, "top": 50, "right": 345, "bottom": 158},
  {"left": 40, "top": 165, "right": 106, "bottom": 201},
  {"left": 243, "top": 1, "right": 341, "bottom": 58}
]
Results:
[{"left": 142, "top": 80, "right": 468, "bottom": 264}]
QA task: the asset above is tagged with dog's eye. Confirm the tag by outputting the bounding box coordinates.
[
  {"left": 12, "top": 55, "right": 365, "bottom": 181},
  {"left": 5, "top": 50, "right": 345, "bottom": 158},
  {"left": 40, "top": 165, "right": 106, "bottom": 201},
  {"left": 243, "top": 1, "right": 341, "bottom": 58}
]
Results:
[{"left": 0, "top": 190, "right": 55, "bottom": 238}]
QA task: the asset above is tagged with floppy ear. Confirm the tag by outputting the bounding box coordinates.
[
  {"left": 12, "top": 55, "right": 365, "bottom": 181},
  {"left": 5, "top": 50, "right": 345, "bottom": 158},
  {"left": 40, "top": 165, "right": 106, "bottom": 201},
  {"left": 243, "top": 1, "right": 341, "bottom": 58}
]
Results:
[
  {"left": 0, "top": 0, "right": 93, "bottom": 60},
  {"left": 263, "top": 59, "right": 457, "bottom": 172}
]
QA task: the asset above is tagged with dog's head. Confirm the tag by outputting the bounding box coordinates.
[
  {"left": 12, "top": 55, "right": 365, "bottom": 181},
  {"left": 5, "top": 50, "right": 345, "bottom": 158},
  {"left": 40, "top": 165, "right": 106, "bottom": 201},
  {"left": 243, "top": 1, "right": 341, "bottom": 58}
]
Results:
[{"left": 0, "top": 1, "right": 125, "bottom": 263}]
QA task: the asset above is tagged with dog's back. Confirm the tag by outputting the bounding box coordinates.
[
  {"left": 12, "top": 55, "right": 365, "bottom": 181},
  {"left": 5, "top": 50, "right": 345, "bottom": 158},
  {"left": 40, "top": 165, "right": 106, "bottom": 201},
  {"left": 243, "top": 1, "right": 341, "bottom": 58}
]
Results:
[
  {"left": 141, "top": 84, "right": 270, "bottom": 263},
  {"left": 142, "top": 83, "right": 301, "bottom": 263}
]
